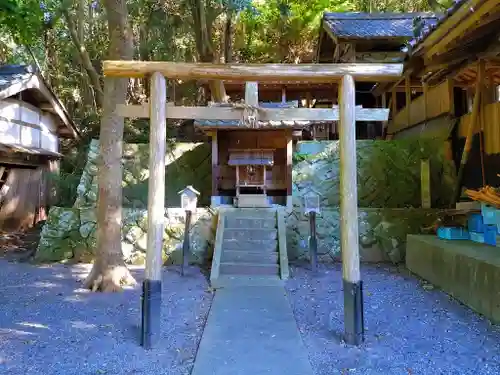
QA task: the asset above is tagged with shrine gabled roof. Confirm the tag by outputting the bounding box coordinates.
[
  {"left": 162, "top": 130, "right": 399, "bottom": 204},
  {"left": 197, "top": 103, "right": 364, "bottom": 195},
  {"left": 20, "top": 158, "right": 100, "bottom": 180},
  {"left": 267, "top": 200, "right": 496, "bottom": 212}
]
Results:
[{"left": 322, "top": 12, "right": 439, "bottom": 40}]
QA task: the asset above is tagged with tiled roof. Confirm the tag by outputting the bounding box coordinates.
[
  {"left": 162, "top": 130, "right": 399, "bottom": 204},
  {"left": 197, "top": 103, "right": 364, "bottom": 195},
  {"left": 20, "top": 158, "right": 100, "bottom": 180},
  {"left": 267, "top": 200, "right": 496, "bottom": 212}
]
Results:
[
  {"left": 0, "top": 64, "right": 36, "bottom": 93},
  {"left": 407, "top": 0, "right": 468, "bottom": 52},
  {"left": 323, "top": 12, "right": 439, "bottom": 39}
]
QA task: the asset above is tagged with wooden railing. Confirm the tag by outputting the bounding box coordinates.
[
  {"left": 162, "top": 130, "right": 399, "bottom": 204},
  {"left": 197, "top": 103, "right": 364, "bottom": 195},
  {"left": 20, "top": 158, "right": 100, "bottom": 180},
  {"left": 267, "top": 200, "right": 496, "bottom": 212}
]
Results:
[
  {"left": 458, "top": 101, "right": 500, "bottom": 154},
  {"left": 388, "top": 80, "right": 454, "bottom": 134}
]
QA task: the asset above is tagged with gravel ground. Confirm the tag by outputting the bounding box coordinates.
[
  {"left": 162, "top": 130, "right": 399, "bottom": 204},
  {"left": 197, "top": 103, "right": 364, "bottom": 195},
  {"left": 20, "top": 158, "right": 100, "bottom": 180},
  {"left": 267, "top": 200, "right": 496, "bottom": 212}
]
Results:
[
  {"left": 286, "top": 262, "right": 500, "bottom": 375},
  {"left": 0, "top": 260, "right": 213, "bottom": 375}
]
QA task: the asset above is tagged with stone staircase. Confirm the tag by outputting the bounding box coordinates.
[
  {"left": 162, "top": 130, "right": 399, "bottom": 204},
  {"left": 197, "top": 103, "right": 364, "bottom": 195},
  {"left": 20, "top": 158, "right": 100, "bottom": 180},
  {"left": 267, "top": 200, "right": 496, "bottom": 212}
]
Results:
[{"left": 210, "top": 208, "right": 289, "bottom": 288}]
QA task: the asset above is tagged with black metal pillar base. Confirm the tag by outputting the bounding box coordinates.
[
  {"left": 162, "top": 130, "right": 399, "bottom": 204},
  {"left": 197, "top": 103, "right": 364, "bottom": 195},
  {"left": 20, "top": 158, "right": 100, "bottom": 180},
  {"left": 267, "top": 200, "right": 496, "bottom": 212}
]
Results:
[
  {"left": 309, "top": 212, "right": 318, "bottom": 273},
  {"left": 343, "top": 279, "right": 364, "bottom": 346},
  {"left": 141, "top": 279, "right": 162, "bottom": 349}
]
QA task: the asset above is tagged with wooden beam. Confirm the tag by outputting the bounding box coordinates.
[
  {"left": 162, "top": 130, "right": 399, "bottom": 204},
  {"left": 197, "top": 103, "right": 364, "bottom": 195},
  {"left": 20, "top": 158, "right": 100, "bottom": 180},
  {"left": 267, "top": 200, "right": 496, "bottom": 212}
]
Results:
[
  {"left": 405, "top": 75, "right": 411, "bottom": 126},
  {"left": 355, "top": 51, "right": 406, "bottom": 63},
  {"left": 103, "top": 61, "right": 403, "bottom": 82},
  {"left": 117, "top": 104, "right": 390, "bottom": 122},
  {"left": 423, "top": 82, "right": 429, "bottom": 122},
  {"left": 391, "top": 88, "right": 397, "bottom": 116},
  {"left": 145, "top": 72, "right": 166, "bottom": 282},
  {"left": 339, "top": 74, "right": 364, "bottom": 346},
  {"left": 423, "top": 0, "right": 500, "bottom": 60},
  {"left": 453, "top": 59, "right": 484, "bottom": 204},
  {"left": 414, "top": 0, "right": 488, "bottom": 54}
]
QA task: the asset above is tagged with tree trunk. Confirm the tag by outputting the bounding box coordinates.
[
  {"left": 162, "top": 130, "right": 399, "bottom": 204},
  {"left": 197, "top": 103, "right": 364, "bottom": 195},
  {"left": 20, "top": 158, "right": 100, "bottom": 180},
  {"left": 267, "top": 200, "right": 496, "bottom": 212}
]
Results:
[
  {"left": 188, "top": 0, "right": 227, "bottom": 102},
  {"left": 224, "top": 11, "right": 233, "bottom": 64},
  {"left": 83, "top": 0, "right": 135, "bottom": 292}
]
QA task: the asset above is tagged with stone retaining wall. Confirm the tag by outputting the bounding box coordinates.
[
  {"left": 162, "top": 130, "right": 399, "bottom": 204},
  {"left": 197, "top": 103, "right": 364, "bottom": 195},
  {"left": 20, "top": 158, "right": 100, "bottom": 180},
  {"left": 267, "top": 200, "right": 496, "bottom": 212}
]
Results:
[
  {"left": 36, "top": 206, "right": 443, "bottom": 265},
  {"left": 36, "top": 139, "right": 453, "bottom": 265},
  {"left": 36, "top": 207, "right": 216, "bottom": 265}
]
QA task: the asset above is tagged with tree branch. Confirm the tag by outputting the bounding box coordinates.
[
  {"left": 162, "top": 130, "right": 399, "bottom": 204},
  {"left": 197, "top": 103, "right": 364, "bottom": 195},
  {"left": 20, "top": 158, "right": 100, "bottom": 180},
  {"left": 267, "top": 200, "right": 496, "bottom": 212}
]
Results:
[{"left": 63, "top": 8, "right": 104, "bottom": 107}]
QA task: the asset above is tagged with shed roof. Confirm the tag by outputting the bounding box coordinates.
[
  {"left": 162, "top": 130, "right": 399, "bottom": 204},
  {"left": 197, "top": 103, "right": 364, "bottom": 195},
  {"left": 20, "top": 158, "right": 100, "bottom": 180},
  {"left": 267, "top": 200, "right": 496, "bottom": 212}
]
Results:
[
  {"left": 0, "top": 65, "right": 79, "bottom": 138},
  {"left": 323, "top": 12, "right": 439, "bottom": 40},
  {"left": 406, "top": 0, "right": 468, "bottom": 51}
]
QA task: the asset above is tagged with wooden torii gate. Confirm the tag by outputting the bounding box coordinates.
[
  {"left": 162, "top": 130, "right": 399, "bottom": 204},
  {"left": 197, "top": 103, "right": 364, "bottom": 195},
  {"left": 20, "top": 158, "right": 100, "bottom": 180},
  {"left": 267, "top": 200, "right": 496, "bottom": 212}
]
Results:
[{"left": 102, "top": 61, "right": 403, "bottom": 348}]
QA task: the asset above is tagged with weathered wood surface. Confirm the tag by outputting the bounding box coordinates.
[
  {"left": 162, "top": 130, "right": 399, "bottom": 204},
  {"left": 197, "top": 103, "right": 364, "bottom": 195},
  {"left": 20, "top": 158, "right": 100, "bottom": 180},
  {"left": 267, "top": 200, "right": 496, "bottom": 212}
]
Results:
[
  {"left": 389, "top": 79, "right": 454, "bottom": 133},
  {"left": 339, "top": 74, "right": 360, "bottom": 283},
  {"left": 117, "top": 103, "right": 390, "bottom": 122},
  {"left": 458, "top": 101, "right": 500, "bottom": 154},
  {"left": 103, "top": 61, "right": 403, "bottom": 81},
  {"left": 145, "top": 72, "right": 167, "bottom": 281},
  {"left": 0, "top": 99, "right": 59, "bottom": 153},
  {"left": 454, "top": 60, "right": 484, "bottom": 203},
  {"left": 0, "top": 167, "right": 47, "bottom": 231}
]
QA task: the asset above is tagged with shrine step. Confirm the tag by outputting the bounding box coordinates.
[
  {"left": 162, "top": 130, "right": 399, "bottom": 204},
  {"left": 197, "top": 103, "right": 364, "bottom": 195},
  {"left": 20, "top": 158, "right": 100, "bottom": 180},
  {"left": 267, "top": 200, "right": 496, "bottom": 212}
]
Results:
[
  {"left": 225, "top": 217, "right": 277, "bottom": 229},
  {"left": 222, "top": 239, "right": 278, "bottom": 253},
  {"left": 219, "top": 262, "right": 279, "bottom": 276},
  {"left": 210, "top": 275, "right": 284, "bottom": 288},
  {"left": 210, "top": 207, "right": 287, "bottom": 288},
  {"left": 223, "top": 228, "right": 277, "bottom": 241},
  {"left": 221, "top": 250, "right": 279, "bottom": 264},
  {"left": 224, "top": 208, "right": 276, "bottom": 219}
]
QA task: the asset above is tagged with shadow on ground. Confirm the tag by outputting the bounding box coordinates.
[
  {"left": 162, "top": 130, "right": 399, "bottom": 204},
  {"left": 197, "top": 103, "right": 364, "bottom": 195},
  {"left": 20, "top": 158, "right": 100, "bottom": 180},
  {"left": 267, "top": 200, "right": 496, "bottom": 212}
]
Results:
[{"left": 0, "top": 260, "right": 213, "bottom": 375}]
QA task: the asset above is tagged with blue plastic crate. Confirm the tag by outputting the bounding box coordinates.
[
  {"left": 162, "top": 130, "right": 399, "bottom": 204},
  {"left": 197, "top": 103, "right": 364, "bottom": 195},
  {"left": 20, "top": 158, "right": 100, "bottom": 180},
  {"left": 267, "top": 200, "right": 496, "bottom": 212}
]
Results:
[
  {"left": 484, "top": 225, "right": 497, "bottom": 246},
  {"left": 437, "top": 227, "right": 469, "bottom": 240},
  {"left": 481, "top": 203, "right": 496, "bottom": 225},
  {"left": 469, "top": 231, "right": 485, "bottom": 244},
  {"left": 496, "top": 209, "right": 500, "bottom": 234},
  {"left": 467, "top": 213, "right": 484, "bottom": 233}
]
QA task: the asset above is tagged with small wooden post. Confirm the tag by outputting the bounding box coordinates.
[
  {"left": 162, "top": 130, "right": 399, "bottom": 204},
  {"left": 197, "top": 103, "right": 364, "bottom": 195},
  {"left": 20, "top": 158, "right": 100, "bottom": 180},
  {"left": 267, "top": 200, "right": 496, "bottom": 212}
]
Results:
[
  {"left": 405, "top": 75, "right": 411, "bottom": 127},
  {"left": 339, "top": 74, "right": 364, "bottom": 346},
  {"left": 423, "top": 81, "right": 429, "bottom": 121},
  {"left": 381, "top": 93, "right": 388, "bottom": 138},
  {"left": 421, "top": 159, "right": 431, "bottom": 208},
  {"left": 181, "top": 210, "right": 192, "bottom": 276},
  {"left": 392, "top": 88, "right": 397, "bottom": 116},
  {"left": 286, "top": 130, "right": 293, "bottom": 209},
  {"left": 141, "top": 72, "right": 166, "bottom": 349},
  {"left": 211, "top": 131, "right": 219, "bottom": 206}
]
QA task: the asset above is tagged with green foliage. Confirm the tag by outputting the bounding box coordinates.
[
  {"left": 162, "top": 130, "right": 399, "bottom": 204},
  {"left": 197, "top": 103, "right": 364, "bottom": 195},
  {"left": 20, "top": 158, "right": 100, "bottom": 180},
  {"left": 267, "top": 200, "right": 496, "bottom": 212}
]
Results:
[
  {"left": 0, "top": 0, "right": 44, "bottom": 45},
  {"left": 236, "top": 0, "right": 354, "bottom": 62},
  {"left": 47, "top": 172, "right": 81, "bottom": 207}
]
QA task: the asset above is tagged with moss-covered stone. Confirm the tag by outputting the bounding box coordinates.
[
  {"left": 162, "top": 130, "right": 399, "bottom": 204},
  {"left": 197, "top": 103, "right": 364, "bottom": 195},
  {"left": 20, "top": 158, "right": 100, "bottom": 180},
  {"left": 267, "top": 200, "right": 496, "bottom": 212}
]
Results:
[
  {"left": 36, "top": 206, "right": 216, "bottom": 265},
  {"left": 73, "top": 139, "right": 212, "bottom": 209},
  {"left": 293, "top": 140, "right": 456, "bottom": 208},
  {"left": 285, "top": 207, "right": 443, "bottom": 263}
]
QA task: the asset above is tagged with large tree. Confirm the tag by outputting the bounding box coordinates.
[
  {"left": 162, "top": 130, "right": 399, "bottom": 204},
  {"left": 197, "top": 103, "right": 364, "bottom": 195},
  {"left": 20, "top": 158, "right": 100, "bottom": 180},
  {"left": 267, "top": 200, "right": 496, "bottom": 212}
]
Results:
[{"left": 83, "top": 0, "right": 136, "bottom": 292}]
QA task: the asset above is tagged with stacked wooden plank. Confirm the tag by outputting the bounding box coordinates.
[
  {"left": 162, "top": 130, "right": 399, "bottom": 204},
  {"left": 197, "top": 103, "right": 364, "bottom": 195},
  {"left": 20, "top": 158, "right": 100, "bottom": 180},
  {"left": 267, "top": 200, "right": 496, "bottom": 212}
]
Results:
[{"left": 465, "top": 186, "right": 500, "bottom": 208}]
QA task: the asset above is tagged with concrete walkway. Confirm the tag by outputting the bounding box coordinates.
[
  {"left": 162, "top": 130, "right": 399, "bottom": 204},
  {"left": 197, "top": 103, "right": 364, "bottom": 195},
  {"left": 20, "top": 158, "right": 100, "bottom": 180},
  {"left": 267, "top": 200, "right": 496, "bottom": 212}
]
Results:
[{"left": 191, "top": 286, "right": 314, "bottom": 375}]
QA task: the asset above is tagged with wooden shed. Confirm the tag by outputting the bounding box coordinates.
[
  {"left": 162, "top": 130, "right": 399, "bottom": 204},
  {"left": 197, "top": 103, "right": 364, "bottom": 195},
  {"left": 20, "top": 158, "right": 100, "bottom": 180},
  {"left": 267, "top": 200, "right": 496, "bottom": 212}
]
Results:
[
  {"left": 0, "top": 65, "right": 79, "bottom": 230},
  {"left": 379, "top": 0, "right": 500, "bottom": 189}
]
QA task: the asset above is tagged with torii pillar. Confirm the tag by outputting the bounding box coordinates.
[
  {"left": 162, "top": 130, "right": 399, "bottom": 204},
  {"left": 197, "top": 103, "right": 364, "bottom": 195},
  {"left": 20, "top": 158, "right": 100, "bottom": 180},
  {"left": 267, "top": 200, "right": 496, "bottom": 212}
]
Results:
[{"left": 339, "top": 74, "right": 364, "bottom": 345}]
